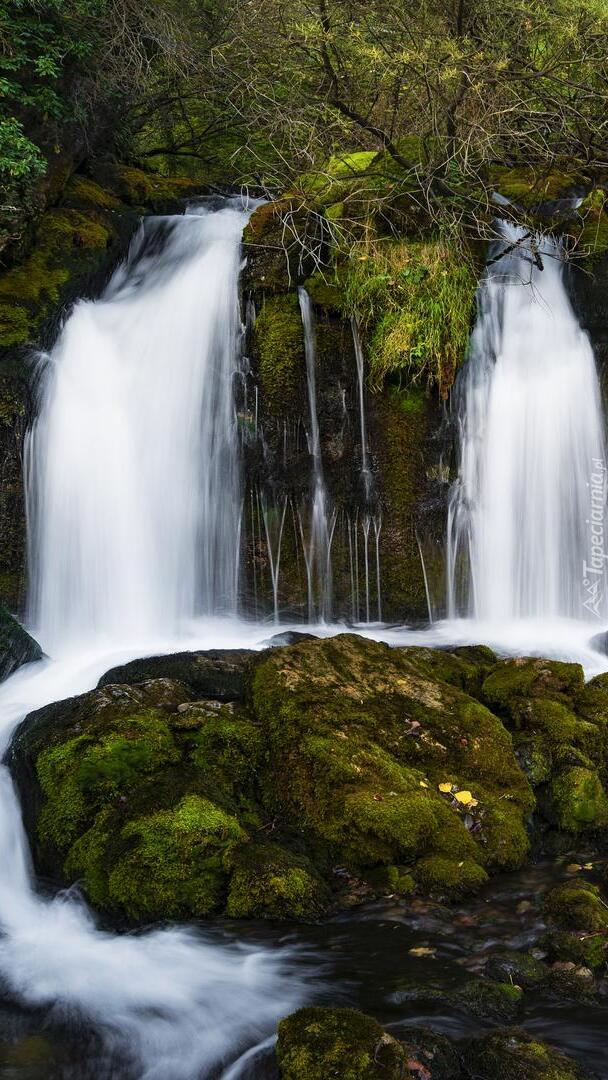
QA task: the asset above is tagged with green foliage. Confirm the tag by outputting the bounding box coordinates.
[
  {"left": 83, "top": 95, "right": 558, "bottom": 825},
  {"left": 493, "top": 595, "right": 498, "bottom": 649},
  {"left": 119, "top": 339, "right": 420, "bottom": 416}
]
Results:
[{"left": 343, "top": 238, "right": 476, "bottom": 394}]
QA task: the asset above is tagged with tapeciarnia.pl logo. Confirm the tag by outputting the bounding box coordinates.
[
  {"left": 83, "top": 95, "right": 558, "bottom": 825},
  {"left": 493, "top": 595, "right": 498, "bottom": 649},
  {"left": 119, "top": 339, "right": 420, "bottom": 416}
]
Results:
[{"left": 582, "top": 458, "right": 608, "bottom": 618}]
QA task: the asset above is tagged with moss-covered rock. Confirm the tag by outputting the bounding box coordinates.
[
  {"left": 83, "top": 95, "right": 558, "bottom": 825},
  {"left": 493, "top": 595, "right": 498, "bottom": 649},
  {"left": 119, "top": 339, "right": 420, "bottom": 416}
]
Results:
[
  {"left": 461, "top": 978, "right": 524, "bottom": 1022},
  {"left": 399, "top": 1026, "right": 462, "bottom": 1080},
  {"left": 463, "top": 1027, "right": 594, "bottom": 1080},
  {"left": 226, "top": 842, "right": 329, "bottom": 919},
  {"left": 255, "top": 292, "right": 304, "bottom": 416},
  {"left": 543, "top": 879, "right": 608, "bottom": 970},
  {"left": 548, "top": 767, "right": 608, "bottom": 832},
  {"left": 276, "top": 1007, "right": 407, "bottom": 1080},
  {"left": 481, "top": 659, "right": 585, "bottom": 724},
  {"left": 251, "top": 635, "right": 533, "bottom": 896}
]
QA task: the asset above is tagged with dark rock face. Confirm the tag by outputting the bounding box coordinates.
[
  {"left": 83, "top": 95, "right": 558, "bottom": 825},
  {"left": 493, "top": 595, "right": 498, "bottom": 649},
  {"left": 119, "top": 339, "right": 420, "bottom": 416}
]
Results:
[
  {"left": 0, "top": 605, "right": 42, "bottom": 682},
  {"left": 97, "top": 649, "right": 253, "bottom": 700},
  {"left": 462, "top": 1027, "right": 595, "bottom": 1080}
]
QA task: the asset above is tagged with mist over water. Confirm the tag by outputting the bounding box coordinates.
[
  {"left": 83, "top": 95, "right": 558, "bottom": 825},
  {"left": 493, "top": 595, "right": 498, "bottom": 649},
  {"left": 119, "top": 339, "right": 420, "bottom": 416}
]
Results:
[{"left": 446, "top": 223, "right": 608, "bottom": 625}]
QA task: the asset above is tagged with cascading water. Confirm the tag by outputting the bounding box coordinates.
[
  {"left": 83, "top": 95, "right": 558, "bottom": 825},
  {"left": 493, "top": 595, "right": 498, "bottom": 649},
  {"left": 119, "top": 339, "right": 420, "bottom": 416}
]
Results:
[
  {"left": 27, "top": 204, "right": 246, "bottom": 655},
  {"left": 298, "top": 287, "right": 334, "bottom": 621},
  {"left": 0, "top": 200, "right": 307, "bottom": 1079},
  {"left": 447, "top": 223, "right": 608, "bottom": 624}
]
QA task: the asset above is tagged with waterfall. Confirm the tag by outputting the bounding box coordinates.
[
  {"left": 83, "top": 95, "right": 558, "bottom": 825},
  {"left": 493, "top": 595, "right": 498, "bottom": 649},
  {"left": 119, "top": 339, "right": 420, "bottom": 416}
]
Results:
[
  {"left": 447, "top": 223, "right": 608, "bottom": 623},
  {"left": 0, "top": 200, "right": 306, "bottom": 1079},
  {"left": 298, "top": 287, "right": 333, "bottom": 621},
  {"left": 27, "top": 204, "right": 248, "bottom": 655},
  {"left": 351, "top": 318, "right": 373, "bottom": 500}
]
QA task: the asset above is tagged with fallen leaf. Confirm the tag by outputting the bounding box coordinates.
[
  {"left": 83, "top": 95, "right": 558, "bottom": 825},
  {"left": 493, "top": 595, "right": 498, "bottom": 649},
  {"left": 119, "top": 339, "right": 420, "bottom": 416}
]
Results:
[
  {"left": 406, "top": 1060, "right": 431, "bottom": 1080},
  {"left": 408, "top": 946, "right": 436, "bottom": 958},
  {"left": 454, "top": 790, "right": 475, "bottom": 805},
  {"left": 566, "top": 863, "right": 583, "bottom": 873},
  {"left": 438, "top": 782, "right": 453, "bottom": 793},
  {"left": 419, "top": 780, "right": 429, "bottom": 788}
]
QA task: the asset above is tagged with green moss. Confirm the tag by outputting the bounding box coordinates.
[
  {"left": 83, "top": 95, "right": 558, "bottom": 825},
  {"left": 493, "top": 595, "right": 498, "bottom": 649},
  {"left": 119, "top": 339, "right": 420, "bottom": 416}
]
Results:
[
  {"left": 107, "top": 795, "right": 245, "bottom": 919},
  {"left": 545, "top": 879, "right": 608, "bottom": 932},
  {"left": 0, "top": 249, "right": 69, "bottom": 305},
  {"left": 276, "top": 1007, "right": 407, "bottom": 1080},
  {"left": 414, "top": 854, "right": 488, "bottom": 898},
  {"left": 44, "top": 208, "right": 111, "bottom": 249},
  {"left": 461, "top": 978, "right": 523, "bottom": 1022},
  {"left": 189, "top": 708, "right": 263, "bottom": 811},
  {"left": 463, "top": 1027, "right": 592, "bottom": 1079},
  {"left": 481, "top": 659, "right": 585, "bottom": 723},
  {"left": 549, "top": 766, "right": 608, "bottom": 831},
  {"left": 36, "top": 709, "right": 180, "bottom": 852},
  {"left": 0, "top": 303, "right": 30, "bottom": 346},
  {"left": 490, "top": 166, "right": 581, "bottom": 207},
  {"left": 343, "top": 237, "right": 476, "bottom": 394},
  {"left": 106, "top": 165, "right": 199, "bottom": 207},
  {"left": 255, "top": 293, "right": 303, "bottom": 415},
  {"left": 226, "top": 843, "right": 329, "bottom": 920},
  {"left": 303, "top": 271, "right": 345, "bottom": 311},
  {"left": 65, "top": 175, "right": 121, "bottom": 209}
]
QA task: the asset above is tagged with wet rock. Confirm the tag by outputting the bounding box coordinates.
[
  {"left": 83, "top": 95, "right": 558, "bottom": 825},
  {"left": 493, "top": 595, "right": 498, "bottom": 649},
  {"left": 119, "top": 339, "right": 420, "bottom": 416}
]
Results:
[
  {"left": 97, "top": 648, "right": 253, "bottom": 700},
  {"left": 260, "top": 631, "right": 318, "bottom": 648},
  {"left": 460, "top": 977, "right": 523, "bottom": 1022},
  {"left": 486, "top": 950, "right": 549, "bottom": 988},
  {"left": 0, "top": 605, "right": 42, "bottom": 682},
  {"left": 398, "top": 1026, "right": 461, "bottom": 1079},
  {"left": 276, "top": 1007, "right": 407, "bottom": 1079},
  {"left": 588, "top": 631, "right": 608, "bottom": 655},
  {"left": 542, "top": 879, "right": 608, "bottom": 970},
  {"left": 462, "top": 1027, "right": 596, "bottom": 1079}
]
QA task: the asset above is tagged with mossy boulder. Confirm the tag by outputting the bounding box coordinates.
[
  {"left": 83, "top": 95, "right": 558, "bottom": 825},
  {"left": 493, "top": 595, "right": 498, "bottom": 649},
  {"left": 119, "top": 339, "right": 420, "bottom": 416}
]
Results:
[
  {"left": 0, "top": 605, "right": 42, "bottom": 682},
  {"left": 542, "top": 879, "right": 608, "bottom": 971},
  {"left": 481, "top": 659, "right": 585, "bottom": 724},
  {"left": 399, "top": 1026, "right": 462, "bottom": 1079},
  {"left": 276, "top": 1007, "right": 407, "bottom": 1080},
  {"left": 251, "top": 634, "right": 534, "bottom": 896},
  {"left": 547, "top": 767, "right": 608, "bottom": 832},
  {"left": 462, "top": 1027, "right": 595, "bottom": 1080}
]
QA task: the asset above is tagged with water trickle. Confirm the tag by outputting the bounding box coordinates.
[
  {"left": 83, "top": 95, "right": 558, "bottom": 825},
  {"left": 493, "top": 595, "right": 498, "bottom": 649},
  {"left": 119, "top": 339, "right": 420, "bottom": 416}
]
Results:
[
  {"left": 447, "top": 223, "right": 608, "bottom": 623},
  {"left": 298, "top": 287, "right": 333, "bottom": 621},
  {"left": 27, "top": 205, "right": 251, "bottom": 655},
  {"left": 351, "top": 319, "right": 373, "bottom": 501}
]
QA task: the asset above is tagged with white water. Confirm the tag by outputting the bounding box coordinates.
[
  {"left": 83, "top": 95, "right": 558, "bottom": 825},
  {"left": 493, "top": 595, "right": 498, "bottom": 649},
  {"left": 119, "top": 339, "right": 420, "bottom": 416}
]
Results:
[
  {"left": 298, "top": 287, "right": 334, "bottom": 621},
  {"left": 447, "top": 223, "right": 608, "bottom": 623},
  {"left": 351, "top": 319, "right": 372, "bottom": 501},
  {"left": 27, "top": 205, "right": 247, "bottom": 656}
]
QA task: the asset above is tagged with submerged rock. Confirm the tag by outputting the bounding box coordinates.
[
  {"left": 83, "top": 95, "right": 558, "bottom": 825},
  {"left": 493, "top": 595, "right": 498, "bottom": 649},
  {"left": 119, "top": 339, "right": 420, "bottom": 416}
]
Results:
[{"left": 0, "top": 605, "right": 42, "bottom": 682}]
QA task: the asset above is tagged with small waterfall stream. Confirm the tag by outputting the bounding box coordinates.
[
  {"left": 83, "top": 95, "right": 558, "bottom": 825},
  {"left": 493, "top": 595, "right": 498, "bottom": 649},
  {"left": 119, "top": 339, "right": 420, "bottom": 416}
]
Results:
[
  {"left": 447, "top": 223, "right": 608, "bottom": 624},
  {"left": 298, "top": 287, "right": 334, "bottom": 621}
]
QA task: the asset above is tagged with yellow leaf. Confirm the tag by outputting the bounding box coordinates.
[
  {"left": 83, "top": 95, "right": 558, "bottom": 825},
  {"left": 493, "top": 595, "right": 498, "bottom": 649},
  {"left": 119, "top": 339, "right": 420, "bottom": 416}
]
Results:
[
  {"left": 419, "top": 781, "right": 429, "bottom": 788},
  {"left": 454, "top": 790, "right": 474, "bottom": 804},
  {"left": 438, "top": 782, "right": 453, "bottom": 793}
]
